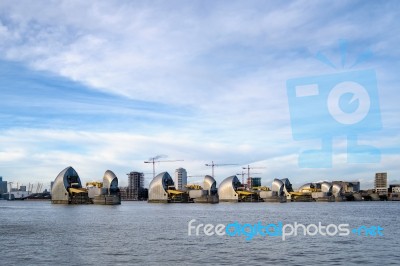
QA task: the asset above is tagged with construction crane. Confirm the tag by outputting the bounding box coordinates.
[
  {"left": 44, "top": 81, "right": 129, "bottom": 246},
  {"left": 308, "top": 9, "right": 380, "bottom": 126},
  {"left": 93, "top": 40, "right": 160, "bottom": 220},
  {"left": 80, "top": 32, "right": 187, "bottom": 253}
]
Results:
[
  {"left": 236, "top": 171, "right": 262, "bottom": 186},
  {"left": 144, "top": 155, "right": 184, "bottom": 178},
  {"left": 205, "top": 161, "right": 237, "bottom": 178},
  {"left": 242, "top": 165, "right": 266, "bottom": 187}
]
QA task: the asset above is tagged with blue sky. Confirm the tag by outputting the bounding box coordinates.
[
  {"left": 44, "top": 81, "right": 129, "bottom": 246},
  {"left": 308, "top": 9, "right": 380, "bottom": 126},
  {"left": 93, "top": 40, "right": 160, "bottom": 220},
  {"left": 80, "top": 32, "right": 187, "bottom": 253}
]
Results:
[{"left": 0, "top": 0, "right": 399, "bottom": 189}]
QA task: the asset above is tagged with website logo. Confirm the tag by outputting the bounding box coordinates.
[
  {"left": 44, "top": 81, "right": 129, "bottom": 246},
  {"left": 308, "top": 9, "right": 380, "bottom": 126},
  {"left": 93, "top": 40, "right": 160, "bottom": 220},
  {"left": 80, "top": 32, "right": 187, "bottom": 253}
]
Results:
[
  {"left": 188, "top": 219, "right": 384, "bottom": 241},
  {"left": 286, "top": 40, "right": 382, "bottom": 168}
]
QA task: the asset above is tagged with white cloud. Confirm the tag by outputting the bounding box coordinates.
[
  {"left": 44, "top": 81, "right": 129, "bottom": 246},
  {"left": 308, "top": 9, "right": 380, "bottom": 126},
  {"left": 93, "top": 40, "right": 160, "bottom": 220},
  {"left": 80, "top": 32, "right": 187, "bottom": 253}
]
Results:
[
  {"left": 0, "top": 128, "right": 398, "bottom": 191},
  {"left": 0, "top": 1, "right": 399, "bottom": 190}
]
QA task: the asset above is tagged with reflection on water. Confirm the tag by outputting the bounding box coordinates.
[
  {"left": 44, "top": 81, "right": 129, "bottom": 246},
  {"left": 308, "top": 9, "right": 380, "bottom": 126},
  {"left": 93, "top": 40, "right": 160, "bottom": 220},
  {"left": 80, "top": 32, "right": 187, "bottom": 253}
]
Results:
[{"left": 1, "top": 201, "right": 399, "bottom": 265}]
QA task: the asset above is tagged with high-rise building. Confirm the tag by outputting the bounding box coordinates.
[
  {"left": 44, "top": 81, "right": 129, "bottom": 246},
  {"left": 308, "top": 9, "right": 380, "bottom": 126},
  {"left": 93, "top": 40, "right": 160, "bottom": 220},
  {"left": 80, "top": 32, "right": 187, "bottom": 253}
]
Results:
[
  {"left": 375, "top": 172, "right": 388, "bottom": 195},
  {"left": 0, "top": 176, "right": 8, "bottom": 195},
  {"left": 127, "top": 171, "right": 144, "bottom": 200},
  {"left": 174, "top": 168, "right": 187, "bottom": 190}
]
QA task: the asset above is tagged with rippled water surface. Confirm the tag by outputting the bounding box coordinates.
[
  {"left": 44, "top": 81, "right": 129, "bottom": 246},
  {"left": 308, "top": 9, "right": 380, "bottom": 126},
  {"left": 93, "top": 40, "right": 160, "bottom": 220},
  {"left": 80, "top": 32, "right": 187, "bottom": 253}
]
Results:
[{"left": 1, "top": 200, "right": 399, "bottom": 265}]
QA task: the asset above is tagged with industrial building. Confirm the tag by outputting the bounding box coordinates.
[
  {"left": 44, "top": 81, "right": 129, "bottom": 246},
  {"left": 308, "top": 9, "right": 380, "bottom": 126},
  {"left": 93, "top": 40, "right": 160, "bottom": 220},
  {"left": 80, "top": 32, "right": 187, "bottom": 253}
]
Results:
[
  {"left": 1, "top": 182, "right": 31, "bottom": 200},
  {"left": 9, "top": 186, "right": 30, "bottom": 200}
]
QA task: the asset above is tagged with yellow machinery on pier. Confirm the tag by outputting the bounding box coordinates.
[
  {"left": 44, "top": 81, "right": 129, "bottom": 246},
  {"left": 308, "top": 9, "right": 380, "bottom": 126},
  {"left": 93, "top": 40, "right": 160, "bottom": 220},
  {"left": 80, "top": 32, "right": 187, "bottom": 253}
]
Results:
[
  {"left": 167, "top": 186, "right": 189, "bottom": 202},
  {"left": 185, "top": 184, "right": 203, "bottom": 190},
  {"left": 289, "top": 187, "right": 320, "bottom": 202},
  {"left": 252, "top": 186, "right": 270, "bottom": 191},
  {"left": 236, "top": 190, "right": 261, "bottom": 202},
  {"left": 237, "top": 190, "right": 255, "bottom": 201},
  {"left": 86, "top": 182, "right": 103, "bottom": 188}
]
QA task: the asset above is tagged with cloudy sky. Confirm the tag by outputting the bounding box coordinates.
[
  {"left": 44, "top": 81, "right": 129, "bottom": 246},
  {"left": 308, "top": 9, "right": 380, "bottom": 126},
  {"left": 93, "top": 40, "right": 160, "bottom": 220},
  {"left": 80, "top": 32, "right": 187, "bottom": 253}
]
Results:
[{"left": 0, "top": 0, "right": 399, "bottom": 190}]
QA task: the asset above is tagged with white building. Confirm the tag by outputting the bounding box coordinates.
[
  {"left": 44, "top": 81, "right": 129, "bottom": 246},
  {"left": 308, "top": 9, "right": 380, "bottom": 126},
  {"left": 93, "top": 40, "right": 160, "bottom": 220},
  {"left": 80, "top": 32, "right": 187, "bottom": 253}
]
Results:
[{"left": 174, "top": 168, "right": 187, "bottom": 190}]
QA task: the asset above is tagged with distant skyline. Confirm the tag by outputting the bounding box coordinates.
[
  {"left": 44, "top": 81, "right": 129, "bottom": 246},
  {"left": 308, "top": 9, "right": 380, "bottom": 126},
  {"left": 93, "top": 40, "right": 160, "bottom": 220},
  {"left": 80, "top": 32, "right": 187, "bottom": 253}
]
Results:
[{"left": 0, "top": 1, "right": 399, "bottom": 189}]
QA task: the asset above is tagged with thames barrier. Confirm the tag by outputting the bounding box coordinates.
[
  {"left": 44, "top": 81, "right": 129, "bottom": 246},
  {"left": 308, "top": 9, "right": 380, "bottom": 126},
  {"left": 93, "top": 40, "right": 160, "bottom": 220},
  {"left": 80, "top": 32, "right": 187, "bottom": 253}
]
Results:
[
  {"left": 45, "top": 167, "right": 397, "bottom": 204},
  {"left": 51, "top": 166, "right": 121, "bottom": 205}
]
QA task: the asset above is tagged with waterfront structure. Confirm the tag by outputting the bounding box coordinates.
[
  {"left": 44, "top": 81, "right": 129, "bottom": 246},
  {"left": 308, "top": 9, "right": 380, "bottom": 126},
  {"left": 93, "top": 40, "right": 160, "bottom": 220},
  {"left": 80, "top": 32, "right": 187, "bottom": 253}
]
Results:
[
  {"left": 1, "top": 181, "right": 31, "bottom": 200},
  {"left": 9, "top": 184, "right": 30, "bottom": 199},
  {"left": 203, "top": 175, "right": 217, "bottom": 194},
  {"left": 312, "top": 182, "right": 334, "bottom": 202},
  {"left": 148, "top": 172, "right": 175, "bottom": 203},
  {"left": 218, "top": 175, "right": 260, "bottom": 202},
  {"left": 332, "top": 183, "right": 345, "bottom": 200},
  {"left": 375, "top": 173, "right": 388, "bottom": 195},
  {"left": 52, "top": 167, "right": 121, "bottom": 204},
  {"left": 188, "top": 175, "right": 219, "bottom": 203},
  {"left": 174, "top": 168, "right": 187, "bottom": 190},
  {"left": 389, "top": 184, "right": 400, "bottom": 193},
  {"left": 388, "top": 184, "right": 400, "bottom": 201},
  {"left": 86, "top": 182, "right": 103, "bottom": 198},
  {"left": 259, "top": 179, "right": 287, "bottom": 203},
  {"left": 294, "top": 182, "right": 342, "bottom": 201},
  {"left": 218, "top": 176, "right": 243, "bottom": 202},
  {"left": 281, "top": 178, "right": 294, "bottom": 193},
  {"left": 332, "top": 181, "right": 360, "bottom": 192},
  {"left": 51, "top": 166, "right": 90, "bottom": 204},
  {"left": 91, "top": 170, "right": 121, "bottom": 205}
]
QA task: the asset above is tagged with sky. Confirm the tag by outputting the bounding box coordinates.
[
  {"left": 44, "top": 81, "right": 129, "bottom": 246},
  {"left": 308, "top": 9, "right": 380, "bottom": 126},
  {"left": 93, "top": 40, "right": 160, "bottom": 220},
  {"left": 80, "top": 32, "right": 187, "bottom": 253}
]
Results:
[{"left": 0, "top": 0, "right": 399, "bottom": 190}]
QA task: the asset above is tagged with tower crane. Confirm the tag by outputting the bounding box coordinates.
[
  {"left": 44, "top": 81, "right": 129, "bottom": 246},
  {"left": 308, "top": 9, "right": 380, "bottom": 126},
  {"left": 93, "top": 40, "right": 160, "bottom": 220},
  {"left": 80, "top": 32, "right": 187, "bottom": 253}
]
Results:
[
  {"left": 144, "top": 155, "right": 184, "bottom": 178},
  {"left": 205, "top": 161, "right": 237, "bottom": 178},
  {"left": 242, "top": 165, "right": 266, "bottom": 187},
  {"left": 236, "top": 171, "right": 262, "bottom": 186}
]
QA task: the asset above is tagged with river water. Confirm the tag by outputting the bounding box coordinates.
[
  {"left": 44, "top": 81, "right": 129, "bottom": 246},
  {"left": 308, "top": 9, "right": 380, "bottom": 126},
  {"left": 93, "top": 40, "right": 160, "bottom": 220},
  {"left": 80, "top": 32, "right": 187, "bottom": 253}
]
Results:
[{"left": 0, "top": 200, "right": 399, "bottom": 265}]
